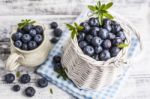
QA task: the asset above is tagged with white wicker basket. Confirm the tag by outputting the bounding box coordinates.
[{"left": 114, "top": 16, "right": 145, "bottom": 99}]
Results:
[{"left": 61, "top": 12, "right": 141, "bottom": 91}]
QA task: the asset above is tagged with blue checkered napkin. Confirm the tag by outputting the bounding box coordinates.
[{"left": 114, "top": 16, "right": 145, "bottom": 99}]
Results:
[{"left": 36, "top": 11, "right": 141, "bottom": 99}]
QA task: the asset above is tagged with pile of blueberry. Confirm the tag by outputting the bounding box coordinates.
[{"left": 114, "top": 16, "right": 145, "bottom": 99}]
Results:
[
  {"left": 50, "top": 22, "right": 63, "bottom": 44},
  {"left": 12, "top": 24, "right": 44, "bottom": 50},
  {"left": 77, "top": 18, "right": 126, "bottom": 61},
  {"left": 53, "top": 55, "right": 68, "bottom": 80},
  {"left": 4, "top": 73, "right": 48, "bottom": 97}
]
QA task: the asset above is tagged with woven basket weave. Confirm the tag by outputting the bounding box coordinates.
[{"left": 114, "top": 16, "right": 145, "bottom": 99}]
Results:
[{"left": 61, "top": 12, "right": 141, "bottom": 91}]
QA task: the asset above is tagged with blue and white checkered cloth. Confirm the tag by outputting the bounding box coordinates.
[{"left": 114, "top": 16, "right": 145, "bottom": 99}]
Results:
[{"left": 36, "top": 11, "right": 141, "bottom": 99}]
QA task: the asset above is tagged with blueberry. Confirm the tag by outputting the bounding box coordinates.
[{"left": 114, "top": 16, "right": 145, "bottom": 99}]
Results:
[
  {"left": 90, "top": 27, "right": 100, "bottom": 36},
  {"left": 35, "top": 25, "right": 43, "bottom": 34},
  {"left": 77, "top": 32, "right": 85, "bottom": 42},
  {"left": 37, "top": 78, "right": 48, "bottom": 88},
  {"left": 29, "top": 29, "right": 37, "bottom": 37},
  {"left": 17, "top": 28, "right": 26, "bottom": 34},
  {"left": 12, "top": 32, "right": 23, "bottom": 41},
  {"left": 117, "top": 31, "right": 126, "bottom": 41},
  {"left": 34, "top": 34, "right": 43, "bottom": 44},
  {"left": 104, "top": 24, "right": 112, "bottom": 31},
  {"left": 98, "top": 28, "right": 109, "bottom": 39},
  {"left": 25, "top": 87, "right": 35, "bottom": 97},
  {"left": 83, "top": 46, "right": 94, "bottom": 56},
  {"left": 53, "top": 28, "right": 62, "bottom": 37},
  {"left": 108, "top": 33, "right": 116, "bottom": 39},
  {"left": 79, "top": 41, "right": 87, "bottom": 49},
  {"left": 94, "top": 46, "right": 103, "bottom": 54},
  {"left": 21, "top": 34, "right": 31, "bottom": 43},
  {"left": 23, "top": 24, "right": 33, "bottom": 32},
  {"left": 28, "top": 41, "right": 37, "bottom": 50},
  {"left": 88, "top": 17, "right": 99, "bottom": 27},
  {"left": 12, "top": 85, "right": 20, "bottom": 92},
  {"left": 102, "top": 39, "right": 112, "bottom": 49},
  {"left": 50, "top": 22, "right": 58, "bottom": 29},
  {"left": 110, "top": 47, "right": 121, "bottom": 57},
  {"left": 103, "top": 18, "right": 112, "bottom": 25},
  {"left": 92, "top": 54, "right": 99, "bottom": 61},
  {"left": 19, "top": 74, "right": 30, "bottom": 84},
  {"left": 91, "top": 37, "right": 102, "bottom": 47},
  {"left": 53, "top": 55, "right": 61, "bottom": 63},
  {"left": 21, "top": 44, "right": 28, "bottom": 50},
  {"left": 85, "top": 34, "right": 93, "bottom": 43},
  {"left": 14, "top": 40, "right": 22, "bottom": 48},
  {"left": 112, "top": 37, "right": 123, "bottom": 45},
  {"left": 50, "top": 37, "right": 59, "bottom": 44},
  {"left": 111, "top": 24, "right": 122, "bottom": 33},
  {"left": 4, "top": 73, "right": 15, "bottom": 83},
  {"left": 54, "top": 63, "right": 63, "bottom": 72},
  {"left": 99, "top": 50, "right": 111, "bottom": 61},
  {"left": 80, "top": 22, "right": 90, "bottom": 33}
]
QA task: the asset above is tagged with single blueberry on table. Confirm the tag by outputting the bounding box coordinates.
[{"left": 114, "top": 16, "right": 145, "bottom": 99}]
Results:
[
  {"left": 53, "top": 28, "right": 62, "bottom": 37},
  {"left": 91, "top": 37, "right": 102, "bottom": 47},
  {"left": 23, "top": 24, "right": 33, "bottom": 32},
  {"left": 21, "top": 44, "right": 28, "bottom": 50},
  {"left": 79, "top": 41, "right": 87, "bottom": 49},
  {"left": 98, "top": 28, "right": 109, "bottom": 39},
  {"left": 110, "top": 47, "right": 121, "bottom": 57},
  {"left": 117, "top": 31, "right": 126, "bottom": 41},
  {"left": 94, "top": 46, "right": 103, "bottom": 54},
  {"left": 34, "top": 34, "right": 43, "bottom": 44},
  {"left": 50, "top": 37, "right": 59, "bottom": 44},
  {"left": 90, "top": 27, "right": 100, "bottom": 36},
  {"left": 83, "top": 45, "right": 94, "bottom": 56},
  {"left": 4, "top": 73, "right": 15, "bottom": 83},
  {"left": 77, "top": 32, "right": 85, "bottom": 42},
  {"left": 80, "top": 22, "right": 90, "bottom": 33},
  {"left": 29, "top": 29, "right": 37, "bottom": 37},
  {"left": 37, "top": 78, "right": 48, "bottom": 88},
  {"left": 108, "top": 33, "right": 116, "bottom": 40},
  {"left": 99, "top": 50, "right": 111, "bottom": 61},
  {"left": 28, "top": 41, "right": 37, "bottom": 50},
  {"left": 12, "top": 85, "right": 20, "bottom": 92},
  {"left": 85, "top": 34, "right": 93, "bottom": 43},
  {"left": 24, "top": 87, "right": 36, "bottom": 97},
  {"left": 21, "top": 34, "right": 32, "bottom": 43},
  {"left": 88, "top": 17, "right": 99, "bottom": 27},
  {"left": 102, "top": 39, "right": 112, "bottom": 49},
  {"left": 53, "top": 55, "right": 61, "bottom": 63},
  {"left": 19, "top": 74, "right": 31, "bottom": 84},
  {"left": 34, "top": 25, "right": 43, "bottom": 34},
  {"left": 12, "top": 32, "right": 23, "bottom": 41},
  {"left": 112, "top": 37, "right": 123, "bottom": 45},
  {"left": 50, "top": 22, "right": 58, "bottom": 29},
  {"left": 14, "top": 40, "right": 22, "bottom": 48}
]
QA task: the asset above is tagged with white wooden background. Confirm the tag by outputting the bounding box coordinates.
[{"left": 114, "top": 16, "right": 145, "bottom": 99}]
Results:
[{"left": 0, "top": 0, "right": 150, "bottom": 99}]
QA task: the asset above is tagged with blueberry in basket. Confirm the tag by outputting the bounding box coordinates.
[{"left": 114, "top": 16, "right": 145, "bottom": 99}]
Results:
[
  {"left": 11, "top": 19, "right": 44, "bottom": 51},
  {"left": 66, "top": 1, "right": 128, "bottom": 61}
]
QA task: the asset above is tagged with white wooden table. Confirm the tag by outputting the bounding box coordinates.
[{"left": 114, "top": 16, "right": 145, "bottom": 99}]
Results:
[{"left": 0, "top": 0, "right": 150, "bottom": 99}]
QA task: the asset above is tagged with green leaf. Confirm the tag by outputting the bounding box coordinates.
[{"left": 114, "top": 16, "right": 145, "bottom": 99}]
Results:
[
  {"left": 100, "top": 4, "right": 105, "bottom": 10},
  {"left": 103, "top": 13, "right": 114, "bottom": 19},
  {"left": 117, "top": 43, "right": 128, "bottom": 48},
  {"left": 16, "top": 71, "right": 21, "bottom": 78},
  {"left": 103, "top": 2, "right": 113, "bottom": 10},
  {"left": 66, "top": 24, "right": 74, "bottom": 30},
  {"left": 50, "top": 88, "right": 53, "bottom": 94},
  {"left": 18, "top": 19, "right": 36, "bottom": 29},
  {"left": 71, "top": 31, "right": 76, "bottom": 39},
  {"left": 88, "top": 5, "right": 96, "bottom": 12},
  {"left": 98, "top": 14, "right": 103, "bottom": 26}
]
